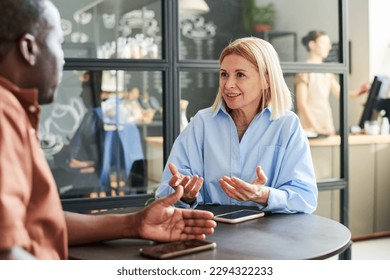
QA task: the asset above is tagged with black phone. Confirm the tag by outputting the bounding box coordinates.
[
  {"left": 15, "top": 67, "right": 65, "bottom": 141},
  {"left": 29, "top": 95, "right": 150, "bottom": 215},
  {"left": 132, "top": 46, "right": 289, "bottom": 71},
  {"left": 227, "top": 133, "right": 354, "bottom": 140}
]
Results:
[
  {"left": 214, "top": 209, "right": 264, "bottom": 223},
  {"left": 139, "top": 239, "right": 216, "bottom": 259}
]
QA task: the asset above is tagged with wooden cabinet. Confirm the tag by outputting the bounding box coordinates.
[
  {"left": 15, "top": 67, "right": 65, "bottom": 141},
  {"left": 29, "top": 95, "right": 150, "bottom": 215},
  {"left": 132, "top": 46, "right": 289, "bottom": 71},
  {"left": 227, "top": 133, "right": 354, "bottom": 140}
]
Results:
[
  {"left": 310, "top": 135, "right": 390, "bottom": 237},
  {"left": 375, "top": 143, "right": 390, "bottom": 232},
  {"left": 348, "top": 144, "right": 376, "bottom": 236},
  {"left": 310, "top": 145, "right": 340, "bottom": 221}
]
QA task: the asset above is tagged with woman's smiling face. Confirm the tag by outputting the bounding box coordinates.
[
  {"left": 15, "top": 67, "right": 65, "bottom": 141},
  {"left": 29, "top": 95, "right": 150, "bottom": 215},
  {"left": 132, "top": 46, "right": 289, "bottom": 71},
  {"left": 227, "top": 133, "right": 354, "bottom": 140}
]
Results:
[{"left": 219, "top": 54, "right": 266, "bottom": 112}]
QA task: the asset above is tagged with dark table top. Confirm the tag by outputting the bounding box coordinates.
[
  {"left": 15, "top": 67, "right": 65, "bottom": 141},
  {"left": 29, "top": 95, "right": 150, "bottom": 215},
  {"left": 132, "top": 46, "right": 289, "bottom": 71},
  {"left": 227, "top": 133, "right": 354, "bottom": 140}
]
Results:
[{"left": 68, "top": 205, "right": 351, "bottom": 260}]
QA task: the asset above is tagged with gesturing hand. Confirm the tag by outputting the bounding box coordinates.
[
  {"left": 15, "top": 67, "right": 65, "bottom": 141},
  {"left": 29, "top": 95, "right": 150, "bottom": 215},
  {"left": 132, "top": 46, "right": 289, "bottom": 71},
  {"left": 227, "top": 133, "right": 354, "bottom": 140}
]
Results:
[
  {"left": 219, "top": 166, "right": 270, "bottom": 205},
  {"left": 137, "top": 185, "right": 216, "bottom": 242},
  {"left": 167, "top": 163, "right": 203, "bottom": 204}
]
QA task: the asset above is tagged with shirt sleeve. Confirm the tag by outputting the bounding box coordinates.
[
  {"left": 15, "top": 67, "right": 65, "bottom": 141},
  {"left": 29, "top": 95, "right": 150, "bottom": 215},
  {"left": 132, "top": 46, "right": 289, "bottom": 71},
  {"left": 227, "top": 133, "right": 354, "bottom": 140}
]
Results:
[
  {"left": 155, "top": 115, "right": 205, "bottom": 208},
  {"left": 262, "top": 115, "right": 318, "bottom": 214},
  {"left": 0, "top": 103, "right": 31, "bottom": 250}
]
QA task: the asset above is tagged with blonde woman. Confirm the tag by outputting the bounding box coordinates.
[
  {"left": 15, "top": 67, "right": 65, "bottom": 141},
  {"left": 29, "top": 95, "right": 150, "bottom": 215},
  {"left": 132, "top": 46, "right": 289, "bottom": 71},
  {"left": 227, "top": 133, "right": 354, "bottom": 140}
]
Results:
[{"left": 156, "top": 37, "right": 318, "bottom": 214}]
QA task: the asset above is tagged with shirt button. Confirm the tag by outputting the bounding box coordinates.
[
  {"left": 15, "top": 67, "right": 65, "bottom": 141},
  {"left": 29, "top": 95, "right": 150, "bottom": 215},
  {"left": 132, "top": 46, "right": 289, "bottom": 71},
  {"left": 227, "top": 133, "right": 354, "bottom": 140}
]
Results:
[{"left": 29, "top": 105, "right": 37, "bottom": 113}]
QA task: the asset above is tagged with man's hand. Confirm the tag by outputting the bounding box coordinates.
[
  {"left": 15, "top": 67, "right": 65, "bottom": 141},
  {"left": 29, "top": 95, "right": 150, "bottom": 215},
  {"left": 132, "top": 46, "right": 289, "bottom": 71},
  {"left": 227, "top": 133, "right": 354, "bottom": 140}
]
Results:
[{"left": 137, "top": 185, "right": 216, "bottom": 242}]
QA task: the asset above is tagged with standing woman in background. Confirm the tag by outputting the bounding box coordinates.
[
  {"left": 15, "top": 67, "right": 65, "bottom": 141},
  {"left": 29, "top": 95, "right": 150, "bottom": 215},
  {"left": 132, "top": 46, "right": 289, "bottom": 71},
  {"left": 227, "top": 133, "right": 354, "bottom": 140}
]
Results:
[{"left": 295, "top": 30, "right": 369, "bottom": 135}]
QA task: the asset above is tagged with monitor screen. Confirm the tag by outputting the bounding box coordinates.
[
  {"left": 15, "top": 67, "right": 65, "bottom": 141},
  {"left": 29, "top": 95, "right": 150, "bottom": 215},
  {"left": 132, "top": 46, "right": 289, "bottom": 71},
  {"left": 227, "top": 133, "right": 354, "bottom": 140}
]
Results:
[{"left": 358, "top": 75, "right": 390, "bottom": 129}]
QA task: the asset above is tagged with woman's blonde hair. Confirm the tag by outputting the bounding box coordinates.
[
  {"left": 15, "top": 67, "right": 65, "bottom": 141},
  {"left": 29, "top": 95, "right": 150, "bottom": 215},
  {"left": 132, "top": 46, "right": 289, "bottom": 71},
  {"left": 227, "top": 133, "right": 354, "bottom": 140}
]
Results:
[{"left": 212, "top": 37, "right": 292, "bottom": 119}]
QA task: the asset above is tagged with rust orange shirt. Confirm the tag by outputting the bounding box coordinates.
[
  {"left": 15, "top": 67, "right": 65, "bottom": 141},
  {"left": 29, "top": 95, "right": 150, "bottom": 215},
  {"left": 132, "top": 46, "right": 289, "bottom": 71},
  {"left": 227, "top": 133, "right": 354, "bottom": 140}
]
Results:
[{"left": 0, "top": 76, "right": 67, "bottom": 259}]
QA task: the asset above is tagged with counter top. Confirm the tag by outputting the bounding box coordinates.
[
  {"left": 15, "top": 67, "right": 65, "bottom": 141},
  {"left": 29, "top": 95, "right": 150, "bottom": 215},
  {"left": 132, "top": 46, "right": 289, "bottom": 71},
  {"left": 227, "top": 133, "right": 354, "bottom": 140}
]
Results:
[
  {"left": 309, "top": 134, "right": 390, "bottom": 147},
  {"left": 147, "top": 135, "right": 390, "bottom": 147}
]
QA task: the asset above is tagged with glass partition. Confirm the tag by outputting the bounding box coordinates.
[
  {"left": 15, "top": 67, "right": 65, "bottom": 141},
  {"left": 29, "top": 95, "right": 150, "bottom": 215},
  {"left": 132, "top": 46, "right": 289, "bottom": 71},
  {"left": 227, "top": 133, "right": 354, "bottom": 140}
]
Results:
[
  {"left": 179, "top": 0, "right": 340, "bottom": 62},
  {"left": 40, "top": 70, "right": 163, "bottom": 199},
  {"left": 51, "top": 0, "right": 348, "bottom": 211},
  {"left": 286, "top": 72, "right": 340, "bottom": 135},
  {"left": 285, "top": 72, "right": 342, "bottom": 181},
  {"left": 52, "top": 0, "right": 162, "bottom": 59},
  {"left": 180, "top": 71, "right": 219, "bottom": 119}
]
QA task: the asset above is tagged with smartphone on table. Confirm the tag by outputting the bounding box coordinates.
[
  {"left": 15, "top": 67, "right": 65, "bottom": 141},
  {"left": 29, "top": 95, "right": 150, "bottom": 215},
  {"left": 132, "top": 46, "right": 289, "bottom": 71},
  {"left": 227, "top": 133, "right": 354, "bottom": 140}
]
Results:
[
  {"left": 214, "top": 209, "right": 264, "bottom": 224},
  {"left": 139, "top": 239, "right": 216, "bottom": 259}
]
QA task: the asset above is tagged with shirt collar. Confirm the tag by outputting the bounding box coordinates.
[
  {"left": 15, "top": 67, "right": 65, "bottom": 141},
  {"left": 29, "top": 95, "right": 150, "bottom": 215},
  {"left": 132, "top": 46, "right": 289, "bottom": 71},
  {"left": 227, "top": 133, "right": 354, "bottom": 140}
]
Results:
[
  {"left": 0, "top": 76, "right": 41, "bottom": 129},
  {"left": 212, "top": 100, "right": 272, "bottom": 118}
]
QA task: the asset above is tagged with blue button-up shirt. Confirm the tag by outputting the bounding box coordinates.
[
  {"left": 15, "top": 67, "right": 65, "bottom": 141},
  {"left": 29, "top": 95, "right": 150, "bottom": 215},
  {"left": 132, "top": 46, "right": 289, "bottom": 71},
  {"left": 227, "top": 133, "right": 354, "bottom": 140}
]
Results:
[{"left": 156, "top": 103, "right": 318, "bottom": 213}]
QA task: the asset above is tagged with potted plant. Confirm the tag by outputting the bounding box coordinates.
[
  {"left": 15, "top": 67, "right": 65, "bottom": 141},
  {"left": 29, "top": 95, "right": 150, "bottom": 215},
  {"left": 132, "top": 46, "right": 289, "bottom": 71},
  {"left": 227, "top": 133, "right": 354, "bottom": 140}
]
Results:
[{"left": 242, "top": 1, "right": 276, "bottom": 32}]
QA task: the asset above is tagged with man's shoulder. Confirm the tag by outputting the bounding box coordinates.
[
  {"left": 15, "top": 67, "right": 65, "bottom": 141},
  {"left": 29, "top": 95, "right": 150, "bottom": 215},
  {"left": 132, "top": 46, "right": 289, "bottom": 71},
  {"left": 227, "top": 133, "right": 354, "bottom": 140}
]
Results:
[
  {"left": 0, "top": 86, "right": 29, "bottom": 136},
  {"left": 0, "top": 86, "right": 25, "bottom": 115}
]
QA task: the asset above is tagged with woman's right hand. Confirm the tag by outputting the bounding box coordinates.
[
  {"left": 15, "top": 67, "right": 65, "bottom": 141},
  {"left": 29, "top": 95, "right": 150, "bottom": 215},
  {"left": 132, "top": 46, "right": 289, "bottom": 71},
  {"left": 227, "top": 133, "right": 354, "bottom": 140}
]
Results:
[{"left": 167, "top": 163, "right": 203, "bottom": 204}]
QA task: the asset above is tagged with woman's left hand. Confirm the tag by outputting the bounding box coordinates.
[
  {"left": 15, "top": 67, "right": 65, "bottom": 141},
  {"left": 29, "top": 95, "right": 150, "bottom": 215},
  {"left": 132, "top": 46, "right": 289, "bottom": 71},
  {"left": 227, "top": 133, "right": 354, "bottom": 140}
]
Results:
[{"left": 219, "top": 166, "right": 270, "bottom": 205}]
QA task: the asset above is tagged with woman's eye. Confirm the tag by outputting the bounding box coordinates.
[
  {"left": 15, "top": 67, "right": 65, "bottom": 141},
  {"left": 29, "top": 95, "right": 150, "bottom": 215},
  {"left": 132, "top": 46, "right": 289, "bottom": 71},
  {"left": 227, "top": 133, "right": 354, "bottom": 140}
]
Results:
[
  {"left": 237, "top": 72, "right": 245, "bottom": 77},
  {"left": 220, "top": 72, "right": 227, "bottom": 78}
]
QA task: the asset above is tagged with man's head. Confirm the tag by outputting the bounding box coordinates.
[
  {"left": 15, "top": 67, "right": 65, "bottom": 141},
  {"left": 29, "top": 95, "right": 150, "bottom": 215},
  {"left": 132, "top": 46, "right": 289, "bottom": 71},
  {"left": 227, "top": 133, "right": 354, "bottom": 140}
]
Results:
[{"left": 0, "top": 0, "right": 64, "bottom": 104}]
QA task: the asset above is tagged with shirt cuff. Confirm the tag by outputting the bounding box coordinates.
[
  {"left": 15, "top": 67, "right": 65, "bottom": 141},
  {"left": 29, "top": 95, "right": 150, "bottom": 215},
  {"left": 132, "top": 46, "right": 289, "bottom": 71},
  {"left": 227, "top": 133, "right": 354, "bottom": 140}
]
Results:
[
  {"left": 174, "top": 198, "right": 198, "bottom": 209},
  {"left": 261, "top": 187, "right": 287, "bottom": 213}
]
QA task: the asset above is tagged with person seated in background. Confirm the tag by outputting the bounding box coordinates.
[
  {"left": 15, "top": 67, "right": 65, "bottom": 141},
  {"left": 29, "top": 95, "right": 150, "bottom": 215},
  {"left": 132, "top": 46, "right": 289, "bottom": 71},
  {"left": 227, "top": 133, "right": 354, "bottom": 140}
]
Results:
[
  {"left": 156, "top": 37, "right": 318, "bottom": 214},
  {"left": 0, "top": 0, "right": 216, "bottom": 260},
  {"left": 65, "top": 71, "right": 146, "bottom": 196},
  {"left": 295, "top": 30, "right": 369, "bottom": 135}
]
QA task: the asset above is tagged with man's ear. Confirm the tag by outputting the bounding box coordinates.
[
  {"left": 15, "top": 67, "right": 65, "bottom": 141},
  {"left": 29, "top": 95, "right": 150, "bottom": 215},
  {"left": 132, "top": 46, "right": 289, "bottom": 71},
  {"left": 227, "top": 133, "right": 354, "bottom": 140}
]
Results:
[{"left": 19, "top": 33, "right": 38, "bottom": 66}]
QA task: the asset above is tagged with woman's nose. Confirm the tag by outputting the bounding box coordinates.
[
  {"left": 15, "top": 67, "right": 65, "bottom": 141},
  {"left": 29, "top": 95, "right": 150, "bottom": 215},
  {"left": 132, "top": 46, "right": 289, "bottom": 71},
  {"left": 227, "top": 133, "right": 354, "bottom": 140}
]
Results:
[{"left": 225, "top": 77, "right": 236, "bottom": 88}]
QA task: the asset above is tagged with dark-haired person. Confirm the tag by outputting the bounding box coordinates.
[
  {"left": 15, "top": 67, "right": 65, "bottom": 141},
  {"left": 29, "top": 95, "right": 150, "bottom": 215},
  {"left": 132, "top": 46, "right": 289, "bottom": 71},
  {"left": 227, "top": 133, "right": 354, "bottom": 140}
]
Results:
[
  {"left": 156, "top": 37, "right": 318, "bottom": 214},
  {"left": 296, "top": 30, "right": 369, "bottom": 135},
  {"left": 0, "top": 0, "right": 216, "bottom": 260}
]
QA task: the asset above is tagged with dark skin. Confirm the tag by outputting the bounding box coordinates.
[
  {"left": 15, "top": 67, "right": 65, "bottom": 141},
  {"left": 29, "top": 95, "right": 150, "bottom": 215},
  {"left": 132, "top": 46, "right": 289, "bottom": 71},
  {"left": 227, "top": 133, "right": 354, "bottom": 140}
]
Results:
[
  {"left": 1, "top": 186, "right": 217, "bottom": 259},
  {"left": 65, "top": 186, "right": 216, "bottom": 245},
  {"left": 0, "top": 1, "right": 216, "bottom": 259},
  {"left": 0, "top": 34, "right": 41, "bottom": 92}
]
